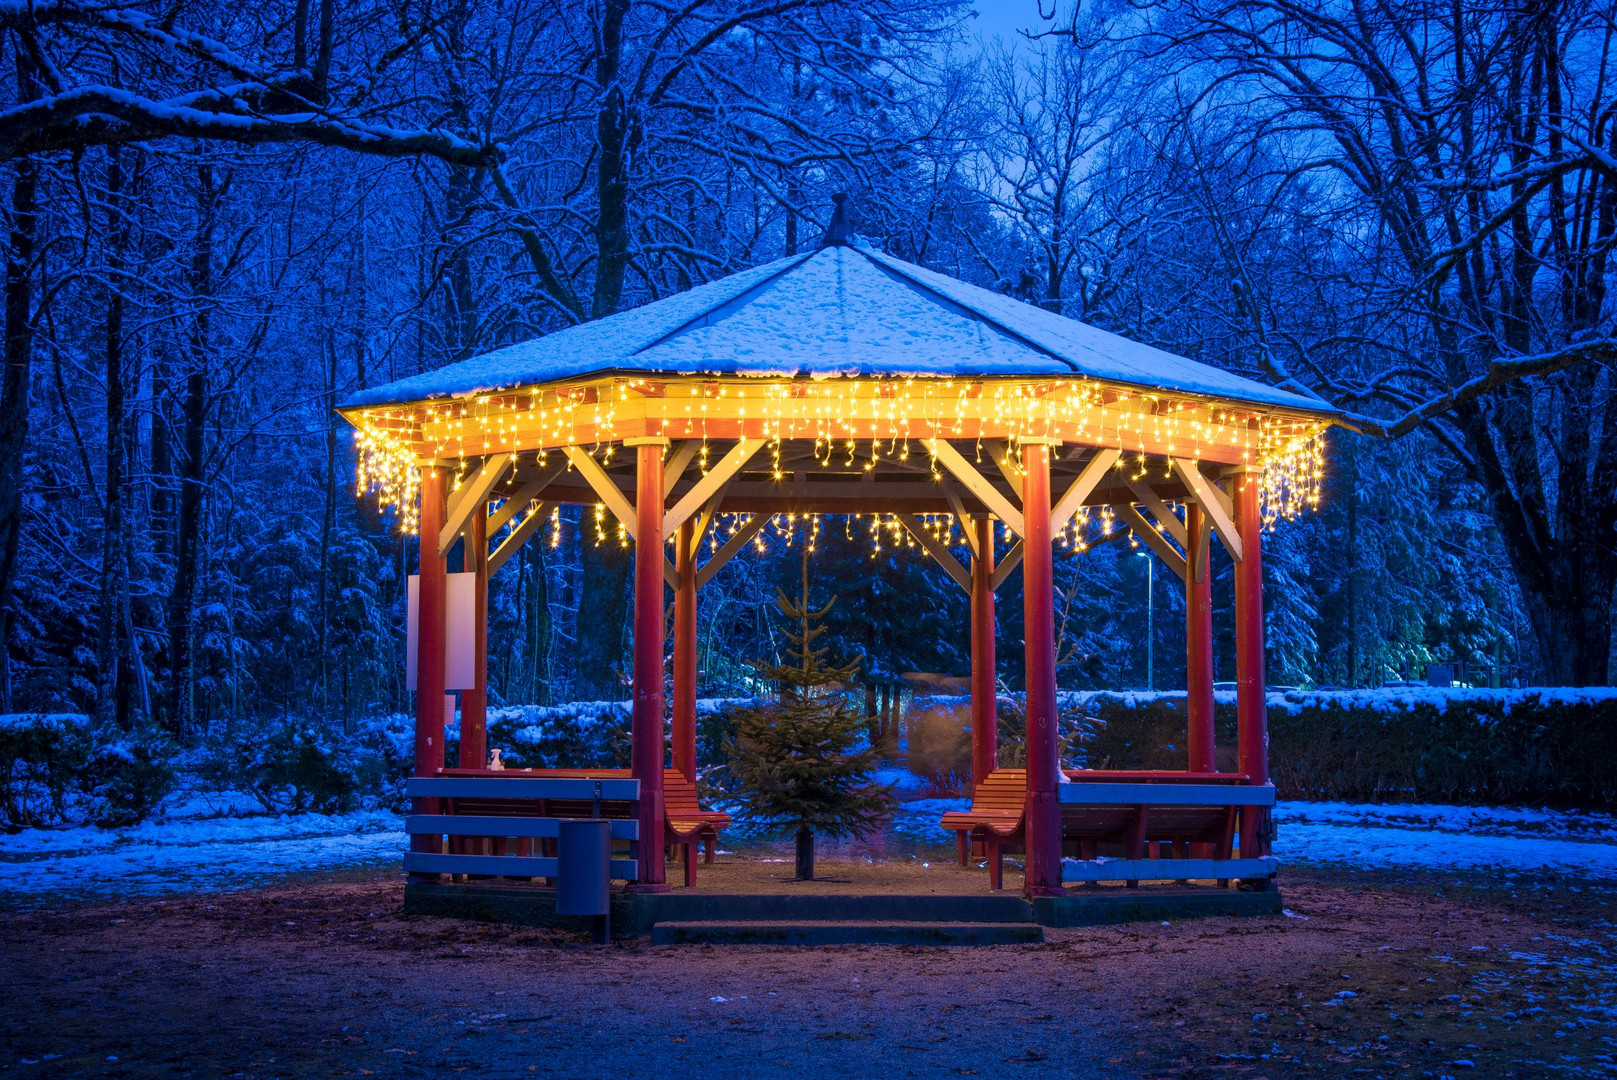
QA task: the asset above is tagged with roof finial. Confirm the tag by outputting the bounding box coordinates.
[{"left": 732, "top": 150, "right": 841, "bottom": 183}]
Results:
[{"left": 819, "top": 192, "right": 854, "bottom": 248}]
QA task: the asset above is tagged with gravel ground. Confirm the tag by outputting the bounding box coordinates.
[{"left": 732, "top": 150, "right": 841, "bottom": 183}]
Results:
[{"left": 3, "top": 862, "right": 1614, "bottom": 1079}]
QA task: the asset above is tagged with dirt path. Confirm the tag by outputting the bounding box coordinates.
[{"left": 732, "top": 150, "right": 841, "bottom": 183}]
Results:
[{"left": 3, "top": 864, "right": 1612, "bottom": 1079}]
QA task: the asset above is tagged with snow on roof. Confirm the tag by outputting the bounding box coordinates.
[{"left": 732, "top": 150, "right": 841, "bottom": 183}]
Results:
[{"left": 342, "top": 243, "right": 1334, "bottom": 415}]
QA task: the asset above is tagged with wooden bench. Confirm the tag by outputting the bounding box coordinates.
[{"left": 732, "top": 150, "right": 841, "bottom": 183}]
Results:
[
  {"left": 941, "top": 768, "right": 1274, "bottom": 889},
  {"left": 436, "top": 767, "right": 731, "bottom": 886},
  {"left": 404, "top": 775, "right": 642, "bottom": 881}
]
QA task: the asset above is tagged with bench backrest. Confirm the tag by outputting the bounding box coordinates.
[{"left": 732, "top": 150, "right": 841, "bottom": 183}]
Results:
[{"left": 971, "top": 768, "right": 1029, "bottom": 816}]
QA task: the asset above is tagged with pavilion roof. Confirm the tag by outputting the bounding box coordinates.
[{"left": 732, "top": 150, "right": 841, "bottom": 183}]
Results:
[{"left": 341, "top": 241, "right": 1334, "bottom": 417}]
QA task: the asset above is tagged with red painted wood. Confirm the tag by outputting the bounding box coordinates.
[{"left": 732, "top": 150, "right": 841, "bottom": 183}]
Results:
[
  {"left": 630, "top": 442, "right": 670, "bottom": 890},
  {"left": 413, "top": 466, "right": 449, "bottom": 876},
  {"left": 1020, "top": 444, "right": 1064, "bottom": 897},
  {"left": 1233, "top": 473, "right": 1270, "bottom": 857},
  {"left": 1185, "top": 502, "right": 1215, "bottom": 773},
  {"left": 460, "top": 506, "right": 489, "bottom": 771},
  {"left": 672, "top": 517, "right": 698, "bottom": 781},
  {"left": 970, "top": 515, "right": 998, "bottom": 791}
]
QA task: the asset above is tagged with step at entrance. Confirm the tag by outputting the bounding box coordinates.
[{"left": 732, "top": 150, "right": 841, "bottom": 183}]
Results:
[{"left": 651, "top": 919, "right": 1043, "bottom": 946}]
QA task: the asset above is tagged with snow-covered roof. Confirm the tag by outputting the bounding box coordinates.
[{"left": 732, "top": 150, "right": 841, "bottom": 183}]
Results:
[{"left": 342, "top": 241, "right": 1334, "bottom": 416}]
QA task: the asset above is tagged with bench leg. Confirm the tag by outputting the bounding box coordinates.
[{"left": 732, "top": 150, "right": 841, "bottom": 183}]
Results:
[
  {"left": 684, "top": 842, "right": 697, "bottom": 887},
  {"left": 956, "top": 830, "right": 969, "bottom": 867},
  {"left": 704, "top": 835, "right": 715, "bottom": 864},
  {"left": 988, "top": 838, "right": 1003, "bottom": 891}
]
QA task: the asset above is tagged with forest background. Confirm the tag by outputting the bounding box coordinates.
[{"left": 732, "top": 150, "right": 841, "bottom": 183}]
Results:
[{"left": 1, "top": 0, "right": 1613, "bottom": 747}]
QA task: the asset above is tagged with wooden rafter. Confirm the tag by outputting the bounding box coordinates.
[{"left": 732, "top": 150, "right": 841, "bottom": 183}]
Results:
[
  {"left": 439, "top": 452, "right": 513, "bottom": 555},
  {"left": 1117, "top": 504, "right": 1188, "bottom": 582},
  {"left": 983, "top": 440, "right": 1024, "bottom": 492},
  {"left": 489, "top": 502, "right": 551, "bottom": 575},
  {"left": 696, "top": 514, "right": 769, "bottom": 589},
  {"left": 895, "top": 513, "right": 970, "bottom": 593},
  {"left": 1171, "top": 459, "right": 1243, "bottom": 563},
  {"left": 1124, "top": 475, "right": 1188, "bottom": 549},
  {"left": 1052, "top": 448, "right": 1120, "bottom": 531},
  {"left": 941, "top": 485, "right": 980, "bottom": 559},
  {"left": 926, "top": 438, "right": 1025, "bottom": 537},
  {"left": 564, "top": 446, "right": 636, "bottom": 539},
  {"left": 663, "top": 439, "right": 762, "bottom": 537}
]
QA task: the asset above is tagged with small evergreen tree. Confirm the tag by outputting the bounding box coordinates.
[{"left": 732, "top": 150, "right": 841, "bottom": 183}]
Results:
[{"left": 724, "top": 548, "right": 894, "bottom": 879}]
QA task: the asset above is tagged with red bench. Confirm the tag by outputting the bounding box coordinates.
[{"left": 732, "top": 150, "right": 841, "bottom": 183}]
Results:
[
  {"left": 942, "top": 768, "right": 1274, "bottom": 889},
  {"left": 437, "top": 767, "right": 730, "bottom": 886}
]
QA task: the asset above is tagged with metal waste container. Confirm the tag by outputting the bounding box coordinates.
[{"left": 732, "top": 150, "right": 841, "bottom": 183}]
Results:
[{"left": 556, "top": 818, "right": 612, "bottom": 942}]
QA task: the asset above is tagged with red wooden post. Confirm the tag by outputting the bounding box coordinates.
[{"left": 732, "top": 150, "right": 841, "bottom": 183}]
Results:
[
  {"left": 970, "top": 515, "right": 998, "bottom": 791},
  {"left": 672, "top": 516, "right": 698, "bottom": 781},
  {"left": 1020, "top": 440, "right": 1063, "bottom": 897},
  {"left": 460, "top": 504, "right": 489, "bottom": 771},
  {"left": 412, "top": 465, "right": 449, "bottom": 878},
  {"left": 1185, "top": 502, "right": 1215, "bottom": 773},
  {"left": 1233, "top": 471, "right": 1270, "bottom": 857},
  {"left": 629, "top": 439, "right": 670, "bottom": 891}
]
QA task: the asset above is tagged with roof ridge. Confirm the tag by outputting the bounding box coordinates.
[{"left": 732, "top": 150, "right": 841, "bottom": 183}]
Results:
[
  {"left": 630, "top": 249, "right": 819, "bottom": 360},
  {"left": 854, "top": 247, "right": 1081, "bottom": 375}
]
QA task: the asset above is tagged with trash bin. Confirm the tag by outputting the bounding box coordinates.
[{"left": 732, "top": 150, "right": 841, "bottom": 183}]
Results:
[{"left": 556, "top": 818, "right": 612, "bottom": 943}]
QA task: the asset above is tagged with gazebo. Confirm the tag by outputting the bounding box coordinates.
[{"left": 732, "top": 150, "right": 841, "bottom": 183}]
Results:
[{"left": 341, "top": 200, "right": 1335, "bottom": 902}]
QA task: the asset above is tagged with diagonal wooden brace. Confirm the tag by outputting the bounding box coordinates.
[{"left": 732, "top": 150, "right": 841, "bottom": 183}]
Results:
[
  {"left": 895, "top": 513, "right": 971, "bottom": 593},
  {"left": 1172, "top": 459, "right": 1243, "bottom": 563},
  {"left": 926, "top": 438, "right": 1024, "bottom": 537},
  {"left": 663, "top": 439, "right": 762, "bottom": 538},
  {"left": 696, "top": 514, "right": 769, "bottom": 589},
  {"left": 1052, "top": 448, "right": 1120, "bottom": 531},
  {"left": 1124, "top": 475, "right": 1188, "bottom": 548},
  {"left": 1117, "top": 504, "right": 1189, "bottom": 582},
  {"left": 439, "top": 452, "right": 513, "bottom": 555}
]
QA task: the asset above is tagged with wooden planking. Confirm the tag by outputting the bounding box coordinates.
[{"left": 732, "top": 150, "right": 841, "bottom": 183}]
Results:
[
  {"left": 663, "top": 438, "right": 762, "bottom": 536},
  {"left": 405, "top": 815, "right": 639, "bottom": 840},
  {"left": 1059, "top": 857, "right": 1276, "bottom": 883},
  {"left": 1124, "top": 475, "right": 1188, "bottom": 548},
  {"left": 488, "top": 502, "right": 551, "bottom": 575},
  {"left": 406, "top": 777, "right": 641, "bottom": 800},
  {"left": 440, "top": 453, "right": 513, "bottom": 555},
  {"left": 1172, "top": 459, "right": 1243, "bottom": 563},
  {"left": 894, "top": 513, "right": 971, "bottom": 592},
  {"left": 1116, "top": 504, "right": 1189, "bottom": 582},
  {"left": 1056, "top": 782, "right": 1275, "bottom": 806},
  {"left": 926, "top": 438, "right": 1024, "bottom": 537},
  {"left": 696, "top": 513, "right": 768, "bottom": 588},
  {"left": 1051, "top": 448, "right": 1120, "bottom": 531},
  {"left": 403, "top": 852, "right": 640, "bottom": 880}
]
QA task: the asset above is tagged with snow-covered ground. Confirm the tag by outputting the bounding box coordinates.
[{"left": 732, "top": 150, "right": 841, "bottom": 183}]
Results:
[{"left": 4, "top": 794, "right": 1616, "bottom": 908}]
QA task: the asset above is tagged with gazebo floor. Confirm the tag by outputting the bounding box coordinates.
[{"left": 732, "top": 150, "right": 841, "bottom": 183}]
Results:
[{"left": 402, "top": 855, "right": 1282, "bottom": 941}]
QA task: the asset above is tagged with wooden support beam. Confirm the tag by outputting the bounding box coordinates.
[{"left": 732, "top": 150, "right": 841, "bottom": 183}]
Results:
[
  {"left": 488, "top": 503, "right": 551, "bottom": 575},
  {"left": 1117, "top": 504, "right": 1189, "bottom": 582},
  {"left": 926, "top": 439, "right": 1024, "bottom": 537},
  {"left": 983, "top": 440, "right": 1024, "bottom": 492},
  {"left": 663, "top": 439, "right": 762, "bottom": 538},
  {"left": 1124, "top": 475, "right": 1188, "bottom": 549},
  {"left": 688, "top": 489, "right": 727, "bottom": 561},
  {"left": 485, "top": 461, "right": 564, "bottom": 536},
  {"left": 1052, "top": 448, "right": 1120, "bottom": 531},
  {"left": 696, "top": 514, "right": 768, "bottom": 589},
  {"left": 991, "top": 540, "right": 1023, "bottom": 591},
  {"left": 564, "top": 446, "right": 637, "bottom": 539},
  {"left": 1172, "top": 459, "right": 1243, "bottom": 563},
  {"left": 663, "top": 440, "right": 700, "bottom": 491},
  {"left": 439, "top": 452, "right": 512, "bottom": 555},
  {"left": 943, "top": 485, "right": 979, "bottom": 559},
  {"left": 895, "top": 513, "right": 971, "bottom": 593}
]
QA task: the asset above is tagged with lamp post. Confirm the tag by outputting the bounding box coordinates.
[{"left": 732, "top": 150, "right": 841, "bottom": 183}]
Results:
[{"left": 1136, "top": 550, "right": 1154, "bottom": 691}]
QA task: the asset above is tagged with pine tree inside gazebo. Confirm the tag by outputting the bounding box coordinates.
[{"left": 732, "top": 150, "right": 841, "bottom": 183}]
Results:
[{"left": 340, "top": 198, "right": 1337, "bottom": 920}]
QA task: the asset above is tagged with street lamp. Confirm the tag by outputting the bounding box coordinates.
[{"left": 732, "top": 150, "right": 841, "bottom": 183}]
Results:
[{"left": 1135, "top": 550, "right": 1154, "bottom": 691}]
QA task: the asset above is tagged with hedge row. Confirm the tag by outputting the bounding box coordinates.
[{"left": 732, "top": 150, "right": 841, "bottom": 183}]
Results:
[{"left": 1070, "top": 688, "right": 1617, "bottom": 807}]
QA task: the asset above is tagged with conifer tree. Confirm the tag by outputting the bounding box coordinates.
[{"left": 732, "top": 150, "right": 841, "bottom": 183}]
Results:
[{"left": 724, "top": 547, "right": 894, "bottom": 880}]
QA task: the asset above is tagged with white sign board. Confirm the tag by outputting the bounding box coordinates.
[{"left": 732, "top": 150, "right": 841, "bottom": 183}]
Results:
[{"left": 406, "top": 572, "right": 477, "bottom": 690}]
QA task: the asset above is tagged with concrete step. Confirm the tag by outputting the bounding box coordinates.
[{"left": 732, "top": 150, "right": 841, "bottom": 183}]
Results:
[
  {"left": 639, "top": 892, "right": 1034, "bottom": 925},
  {"left": 651, "top": 920, "right": 1044, "bottom": 946}
]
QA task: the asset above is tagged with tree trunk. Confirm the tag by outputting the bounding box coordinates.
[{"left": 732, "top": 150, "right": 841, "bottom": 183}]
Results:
[
  {"left": 96, "top": 147, "right": 132, "bottom": 727},
  {"left": 794, "top": 824, "right": 814, "bottom": 881},
  {"left": 0, "top": 151, "right": 37, "bottom": 712},
  {"left": 165, "top": 165, "right": 218, "bottom": 739},
  {"left": 575, "top": 542, "right": 631, "bottom": 699},
  {"left": 590, "top": 0, "right": 632, "bottom": 320}
]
